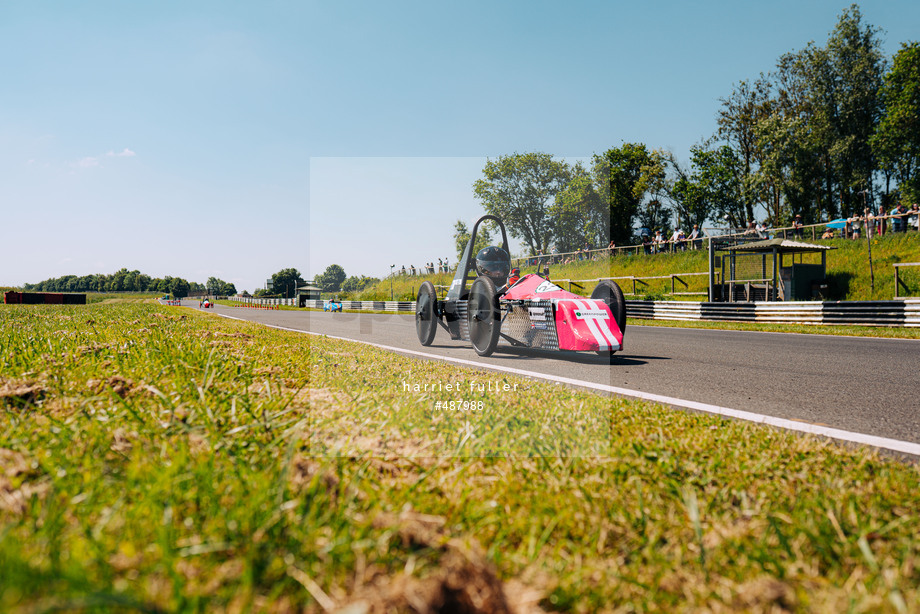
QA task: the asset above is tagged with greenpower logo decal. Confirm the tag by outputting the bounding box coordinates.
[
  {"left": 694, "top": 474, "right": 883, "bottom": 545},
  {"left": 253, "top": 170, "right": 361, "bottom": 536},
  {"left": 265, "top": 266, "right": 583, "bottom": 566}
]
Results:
[{"left": 574, "top": 309, "right": 608, "bottom": 320}]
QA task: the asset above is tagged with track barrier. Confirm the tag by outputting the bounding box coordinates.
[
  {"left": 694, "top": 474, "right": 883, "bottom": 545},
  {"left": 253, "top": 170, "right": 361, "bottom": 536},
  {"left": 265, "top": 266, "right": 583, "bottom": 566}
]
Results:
[{"left": 225, "top": 297, "right": 920, "bottom": 328}]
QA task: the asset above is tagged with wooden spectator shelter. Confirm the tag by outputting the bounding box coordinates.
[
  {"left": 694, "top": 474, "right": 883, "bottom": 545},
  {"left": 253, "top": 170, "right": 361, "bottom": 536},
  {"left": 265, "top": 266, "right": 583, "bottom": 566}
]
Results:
[
  {"left": 295, "top": 285, "right": 322, "bottom": 307},
  {"left": 710, "top": 238, "right": 835, "bottom": 302}
]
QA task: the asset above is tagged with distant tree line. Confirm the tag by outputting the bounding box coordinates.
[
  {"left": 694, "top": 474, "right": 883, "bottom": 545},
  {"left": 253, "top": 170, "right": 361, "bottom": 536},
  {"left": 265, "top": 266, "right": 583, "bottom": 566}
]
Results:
[
  {"left": 471, "top": 5, "right": 918, "bottom": 254},
  {"left": 314, "top": 264, "right": 378, "bottom": 294},
  {"left": 24, "top": 268, "right": 236, "bottom": 299},
  {"left": 247, "top": 267, "right": 377, "bottom": 298}
]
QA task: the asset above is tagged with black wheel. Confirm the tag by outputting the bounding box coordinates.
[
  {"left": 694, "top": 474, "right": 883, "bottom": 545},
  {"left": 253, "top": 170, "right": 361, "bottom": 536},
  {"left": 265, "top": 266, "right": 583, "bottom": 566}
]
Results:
[
  {"left": 591, "top": 280, "right": 627, "bottom": 334},
  {"left": 468, "top": 276, "right": 501, "bottom": 357},
  {"left": 416, "top": 281, "right": 437, "bottom": 346}
]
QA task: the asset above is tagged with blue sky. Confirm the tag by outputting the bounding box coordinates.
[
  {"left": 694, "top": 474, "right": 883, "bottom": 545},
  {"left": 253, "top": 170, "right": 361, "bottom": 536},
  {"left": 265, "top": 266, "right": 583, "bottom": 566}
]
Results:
[{"left": 2, "top": 1, "right": 917, "bottom": 292}]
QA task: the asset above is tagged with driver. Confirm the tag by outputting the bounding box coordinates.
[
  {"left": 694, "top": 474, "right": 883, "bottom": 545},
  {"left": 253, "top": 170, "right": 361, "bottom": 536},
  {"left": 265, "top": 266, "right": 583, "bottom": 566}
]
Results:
[
  {"left": 475, "top": 245, "right": 511, "bottom": 287},
  {"left": 497, "top": 267, "right": 521, "bottom": 294}
]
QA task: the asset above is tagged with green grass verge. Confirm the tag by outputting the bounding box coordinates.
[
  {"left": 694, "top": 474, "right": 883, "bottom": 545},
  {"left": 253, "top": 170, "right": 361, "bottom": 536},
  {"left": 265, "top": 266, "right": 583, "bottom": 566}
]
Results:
[{"left": 2, "top": 303, "right": 920, "bottom": 612}]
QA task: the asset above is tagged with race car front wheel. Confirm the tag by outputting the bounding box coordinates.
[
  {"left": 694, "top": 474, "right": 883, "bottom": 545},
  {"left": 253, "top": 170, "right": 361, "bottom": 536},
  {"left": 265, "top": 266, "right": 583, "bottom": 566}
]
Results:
[
  {"left": 468, "top": 276, "right": 501, "bottom": 357},
  {"left": 591, "top": 280, "right": 627, "bottom": 334},
  {"left": 416, "top": 281, "right": 438, "bottom": 346}
]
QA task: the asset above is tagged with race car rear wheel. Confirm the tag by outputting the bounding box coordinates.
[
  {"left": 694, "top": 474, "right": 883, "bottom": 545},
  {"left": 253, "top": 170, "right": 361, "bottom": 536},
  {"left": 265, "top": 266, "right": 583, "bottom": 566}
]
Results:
[
  {"left": 416, "top": 281, "right": 438, "bottom": 346},
  {"left": 591, "top": 280, "right": 626, "bottom": 334},
  {"left": 468, "top": 276, "right": 501, "bottom": 357}
]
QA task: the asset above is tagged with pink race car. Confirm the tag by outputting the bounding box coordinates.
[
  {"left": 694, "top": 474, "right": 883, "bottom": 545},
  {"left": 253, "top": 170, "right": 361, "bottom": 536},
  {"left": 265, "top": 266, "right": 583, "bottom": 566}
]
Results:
[{"left": 415, "top": 215, "right": 625, "bottom": 359}]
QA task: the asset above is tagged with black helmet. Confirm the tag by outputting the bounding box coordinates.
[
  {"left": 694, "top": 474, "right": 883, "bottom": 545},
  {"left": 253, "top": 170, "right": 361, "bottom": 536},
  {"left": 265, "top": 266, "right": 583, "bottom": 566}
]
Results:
[{"left": 475, "top": 246, "right": 510, "bottom": 284}]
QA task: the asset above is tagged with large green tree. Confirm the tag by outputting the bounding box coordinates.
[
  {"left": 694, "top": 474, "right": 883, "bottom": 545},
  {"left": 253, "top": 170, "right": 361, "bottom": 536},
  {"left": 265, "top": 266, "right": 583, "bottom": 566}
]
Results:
[
  {"left": 636, "top": 199, "right": 672, "bottom": 236},
  {"left": 206, "top": 276, "right": 237, "bottom": 296},
  {"left": 666, "top": 149, "right": 717, "bottom": 229},
  {"left": 801, "top": 5, "right": 886, "bottom": 216},
  {"left": 551, "top": 162, "right": 607, "bottom": 253},
  {"left": 313, "top": 265, "right": 345, "bottom": 293},
  {"left": 714, "top": 5, "right": 886, "bottom": 223},
  {"left": 169, "top": 277, "right": 190, "bottom": 299},
  {"left": 694, "top": 145, "right": 746, "bottom": 227},
  {"left": 717, "top": 77, "right": 772, "bottom": 223},
  {"left": 873, "top": 41, "right": 920, "bottom": 204},
  {"left": 472, "top": 152, "right": 571, "bottom": 254},
  {"left": 599, "top": 143, "right": 663, "bottom": 244},
  {"left": 271, "top": 268, "right": 307, "bottom": 298},
  {"left": 453, "top": 220, "right": 494, "bottom": 262}
]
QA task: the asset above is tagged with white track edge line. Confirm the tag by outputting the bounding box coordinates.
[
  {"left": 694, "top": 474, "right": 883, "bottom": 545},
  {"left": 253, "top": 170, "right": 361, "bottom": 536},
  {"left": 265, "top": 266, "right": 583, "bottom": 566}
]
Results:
[{"left": 216, "top": 312, "right": 920, "bottom": 456}]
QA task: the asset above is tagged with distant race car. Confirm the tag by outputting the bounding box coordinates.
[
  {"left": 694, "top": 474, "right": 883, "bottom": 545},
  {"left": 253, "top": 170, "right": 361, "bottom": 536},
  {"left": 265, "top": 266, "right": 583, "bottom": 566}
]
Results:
[
  {"left": 324, "top": 299, "right": 343, "bottom": 313},
  {"left": 415, "top": 215, "right": 626, "bottom": 359}
]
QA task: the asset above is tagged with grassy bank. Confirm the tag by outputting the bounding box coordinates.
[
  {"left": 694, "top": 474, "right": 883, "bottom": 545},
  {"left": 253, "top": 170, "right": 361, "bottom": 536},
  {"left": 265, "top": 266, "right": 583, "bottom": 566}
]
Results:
[
  {"left": 2, "top": 303, "right": 920, "bottom": 611},
  {"left": 354, "top": 233, "right": 920, "bottom": 302}
]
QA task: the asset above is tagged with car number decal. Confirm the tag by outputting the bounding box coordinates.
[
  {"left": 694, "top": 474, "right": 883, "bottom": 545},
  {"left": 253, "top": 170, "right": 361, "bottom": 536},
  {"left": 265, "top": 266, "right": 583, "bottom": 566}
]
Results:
[{"left": 534, "top": 281, "right": 562, "bottom": 294}]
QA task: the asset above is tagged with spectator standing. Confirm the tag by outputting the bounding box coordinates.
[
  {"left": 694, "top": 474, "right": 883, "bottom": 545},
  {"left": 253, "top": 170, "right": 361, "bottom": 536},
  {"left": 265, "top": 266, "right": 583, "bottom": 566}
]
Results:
[
  {"left": 653, "top": 230, "right": 664, "bottom": 253},
  {"left": 909, "top": 204, "right": 919, "bottom": 231},
  {"left": 793, "top": 215, "right": 804, "bottom": 239},
  {"left": 670, "top": 228, "right": 682, "bottom": 252},
  {"left": 689, "top": 224, "right": 702, "bottom": 250},
  {"left": 607, "top": 240, "right": 616, "bottom": 256},
  {"left": 894, "top": 204, "right": 909, "bottom": 232}
]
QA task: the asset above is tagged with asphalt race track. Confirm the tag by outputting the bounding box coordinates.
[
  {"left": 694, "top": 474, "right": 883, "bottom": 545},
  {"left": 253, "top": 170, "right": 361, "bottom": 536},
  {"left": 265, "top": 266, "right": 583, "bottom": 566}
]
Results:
[{"left": 188, "top": 302, "right": 920, "bottom": 448}]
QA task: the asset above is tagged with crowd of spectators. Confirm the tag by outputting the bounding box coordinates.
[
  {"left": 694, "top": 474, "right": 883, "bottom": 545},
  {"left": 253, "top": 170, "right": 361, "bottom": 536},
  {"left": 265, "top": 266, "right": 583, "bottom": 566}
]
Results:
[
  {"left": 638, "top": 224, "right": 705, "bottom": 254},
  {"left": 813, "top": 203, "right": 919, "bottom": 240},
  {"left": 396, "top": 258, "right": 451, "bottom": 276}
]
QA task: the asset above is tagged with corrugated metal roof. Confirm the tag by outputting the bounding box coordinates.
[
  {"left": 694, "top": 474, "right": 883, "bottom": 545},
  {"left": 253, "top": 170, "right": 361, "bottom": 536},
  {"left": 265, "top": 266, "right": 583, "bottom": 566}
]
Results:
[{"left": 724, "top": 238, "right": 835, "bottom": 253}]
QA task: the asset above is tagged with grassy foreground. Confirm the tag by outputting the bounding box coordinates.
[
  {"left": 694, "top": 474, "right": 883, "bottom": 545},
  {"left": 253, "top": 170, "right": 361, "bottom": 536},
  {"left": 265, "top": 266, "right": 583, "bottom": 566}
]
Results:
[{"left": 2, "top": 304, "right": 920, "bottom": 612}]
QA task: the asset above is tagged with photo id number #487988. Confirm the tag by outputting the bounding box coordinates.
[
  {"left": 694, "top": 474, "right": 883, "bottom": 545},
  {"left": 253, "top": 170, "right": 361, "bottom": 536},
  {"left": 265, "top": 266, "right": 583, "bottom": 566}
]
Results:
[{"left": 435, "top": 400, "right": 484, "bottom": 412}]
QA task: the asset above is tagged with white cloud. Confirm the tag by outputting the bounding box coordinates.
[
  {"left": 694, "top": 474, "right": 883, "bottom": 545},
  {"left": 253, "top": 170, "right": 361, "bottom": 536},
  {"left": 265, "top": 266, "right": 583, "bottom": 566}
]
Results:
[{"left": 69, "top": 147, "right": 135, "bottom": 171}]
